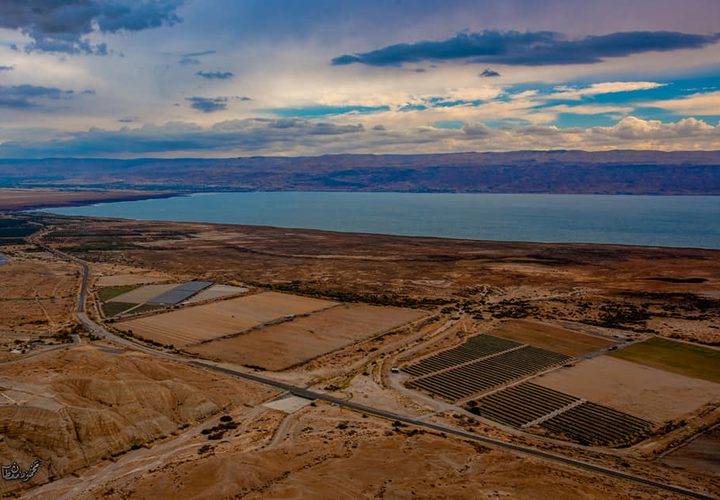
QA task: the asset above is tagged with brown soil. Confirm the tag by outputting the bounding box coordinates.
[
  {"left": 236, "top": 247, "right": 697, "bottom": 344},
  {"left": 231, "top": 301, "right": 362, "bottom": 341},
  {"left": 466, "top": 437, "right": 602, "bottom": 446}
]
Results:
[
  {"left": 662, "top": 427, "right": 720, "bottom": 477},
  {"left": 116, "top": 292, "right": 335, "bottom": 347},
  {"left": 0, "top": 189, "right": 177, "bottom": 212},
  {"left": 186, "top": 303, "right": 427, "bottom": 371},
  {"left": 23, "top": 403, "right": 689, "bottom": 500},
  {"left": 0, "top": 250, "right": 80, "bottom": 334},
  {"left": 534, "top": 356, "right": 720, "bottom": 423},
  {"left": 0, "top": 346, "right": 276, "bottom": 496},
  {"left": 36, "top": 214, "right": 720, "bottom": 345},
  {"left": 490, "top": 319, "right": 617, "bottom": 356}
]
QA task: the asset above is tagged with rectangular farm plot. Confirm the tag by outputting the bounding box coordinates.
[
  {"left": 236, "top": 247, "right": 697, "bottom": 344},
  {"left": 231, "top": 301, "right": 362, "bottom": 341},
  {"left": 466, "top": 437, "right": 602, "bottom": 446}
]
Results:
[
  {"left": 534, "top": 356, "right": 720, "bottom": 422},
  {"left": 407, "top": 346, "right": 570, "bottom": 401},
  {"left": 541, "top": 402, "right": 653, "bottom": 447},
  {"left": 149, "top": 280, "right": 212, "bottom": 305},
  {"left": 183, "top": 284, "right": 248, "bottom": 304},
  {"left": 403, "top": 335, "right": 521, "bottom": 377},
  {"left": 109, "top": 283, "right": 178, "bottom": 304},
  {"left": 116, "top": 292, "right": 336, "bottom": 347},
  {"left": 491, "top": 319, "right": 616, "bottom": 357},
  {"left": 609, "top": 337, "right": 720, "bottom": 383},
  {"left": 467, "top": 383, "right": 580, "bottom": 428},
  {"left": 186, "top": 303, "right": 427, "bottom": 371}
]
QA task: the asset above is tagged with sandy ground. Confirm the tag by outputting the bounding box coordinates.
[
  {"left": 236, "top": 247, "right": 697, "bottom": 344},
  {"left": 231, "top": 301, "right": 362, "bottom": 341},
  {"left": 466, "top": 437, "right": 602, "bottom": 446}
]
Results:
[
  {"left": 0, "top": 345, "right": 277, "bottom": 497},
  {"left": 96, "top": 274, "right": 166, "bottom": 287},
  {"left": 534, "top": 356, "right": 720, "bottom": 423},
  {"left": 108, "top": 283, "right": 178, "bottom": 304},
  {"left": 186, "top": 303, "right": 426, "bottom": 371},
  {"left": 662, "top": 427, "right": 720, "bottom": 477},
  {"left": 0, "top": 188, "right": 176, "bottom": 211},
  {"left": 36, "top": 215, "right": 720, "bottom": 346},
  {"left": 21, "top": 403, "right": 689, "bottom": 500},
  {"left": 116, "top": 292, "right": 336, "bottom": 347},
  {"left": 183, "top": 284, "right": 248, "bottom": 304},
  {"left": 263, "top": 395, "right": 314, "bottom": 413},
  {"left": 491, "top": 319, "right": 616, "bottom": 356},
  {"left": 0, "top": 251, "right": 79, "bottom": 334}
]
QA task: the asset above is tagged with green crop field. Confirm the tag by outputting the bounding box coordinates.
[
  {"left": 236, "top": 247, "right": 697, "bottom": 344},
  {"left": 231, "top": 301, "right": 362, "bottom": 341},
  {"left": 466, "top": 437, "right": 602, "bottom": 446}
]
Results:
[
  {"left": 98, "top": 285, "right": 139, "bottom": 302},
  {"left": 610, "top": 337, "right": 720, "bottom": 383},
  {"left": 102, "top": 301, "right": 136, "bottom": 317}
]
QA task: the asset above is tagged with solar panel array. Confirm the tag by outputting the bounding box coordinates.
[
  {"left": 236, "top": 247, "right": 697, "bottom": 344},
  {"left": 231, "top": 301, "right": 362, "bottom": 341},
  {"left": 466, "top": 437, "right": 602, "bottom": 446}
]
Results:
[
  {"left": 403, "top": 335, "right": 521, "bottom": 377},
  {"left": 541, "top": 402, "right": 653, "bottom": 446},
  {"left": 468, "top": 382, "right": 580, "bottom": 428},
  {"left": 149, "top": 281, "right": 213, "bottom": 305},
  {"left": 406, "top": 345, "right": 570, "bottom": 401}
]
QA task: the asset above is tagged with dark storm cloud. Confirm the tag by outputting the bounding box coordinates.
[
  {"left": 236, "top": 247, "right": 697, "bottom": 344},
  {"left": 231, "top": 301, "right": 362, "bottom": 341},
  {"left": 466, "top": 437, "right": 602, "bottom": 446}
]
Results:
[
  {"left": 0, "top": 118, "right": 366, "bottom": 157},
  {"left": 480, "top": 68, "right": 501, "bottom": 77},
  {"left": 0, "top": 84, "right": 77, "bottom": 108},
  {"left": 196, "top": 70, "right": 234, "bottom": 80},
  {"left": 186, "top": 96, "right": 228, "bottom": 112},
  {"left": 0, "top": 0, "right": 183, "bottom": 55},
  {"left": 332, "top": 30, "right": 720, "bottom": 66}
]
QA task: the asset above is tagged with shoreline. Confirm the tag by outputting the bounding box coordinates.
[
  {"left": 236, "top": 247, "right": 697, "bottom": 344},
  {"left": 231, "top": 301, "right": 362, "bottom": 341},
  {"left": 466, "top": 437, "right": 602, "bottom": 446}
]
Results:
[
  {"left": 36, "top": 212, "right": 720, "bottom": 253},
  {"left": 0, "top": 188, "right": 184, "bottom": 213}
]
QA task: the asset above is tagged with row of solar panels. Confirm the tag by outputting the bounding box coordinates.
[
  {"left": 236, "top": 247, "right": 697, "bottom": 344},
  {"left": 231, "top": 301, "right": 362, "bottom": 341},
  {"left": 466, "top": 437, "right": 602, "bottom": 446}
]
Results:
[{"left": 149, "top": 281, "right": 213, "bottom": 305}]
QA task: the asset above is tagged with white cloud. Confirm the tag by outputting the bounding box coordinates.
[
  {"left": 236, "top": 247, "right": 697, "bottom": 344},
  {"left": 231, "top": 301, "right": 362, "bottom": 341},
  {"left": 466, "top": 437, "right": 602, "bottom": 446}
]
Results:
[
  {"left": 649, "top": 90, "right": 720, "bottom": 116},
  {"left": 548, "top": 81, "right": 665, "bottom": 100}
]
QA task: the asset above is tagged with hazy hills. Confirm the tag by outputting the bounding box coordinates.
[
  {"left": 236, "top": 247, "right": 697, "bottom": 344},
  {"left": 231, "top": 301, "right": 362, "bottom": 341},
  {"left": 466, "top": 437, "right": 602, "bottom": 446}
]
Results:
[{"left": 1, "top": 150, "right": 719, "bottom": 194}]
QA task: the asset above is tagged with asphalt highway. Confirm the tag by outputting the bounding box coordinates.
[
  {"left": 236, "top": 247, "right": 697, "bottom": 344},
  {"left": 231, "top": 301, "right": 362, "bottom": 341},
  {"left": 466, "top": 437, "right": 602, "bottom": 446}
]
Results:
[{"left": 41, "top": 240, "right": 716, "bottom": 500}]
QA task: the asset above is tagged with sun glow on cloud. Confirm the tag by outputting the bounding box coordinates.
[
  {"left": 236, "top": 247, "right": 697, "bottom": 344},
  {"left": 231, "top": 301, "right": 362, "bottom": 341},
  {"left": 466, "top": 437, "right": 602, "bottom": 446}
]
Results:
[{"left": 0, "top": 0, "right": 719, "bottom": 157}]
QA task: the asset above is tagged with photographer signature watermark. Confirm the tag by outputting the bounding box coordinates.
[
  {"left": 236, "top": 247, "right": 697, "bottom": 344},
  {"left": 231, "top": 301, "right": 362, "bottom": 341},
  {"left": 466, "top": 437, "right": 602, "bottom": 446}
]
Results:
[{"left": 2, "top": 459, "right": 41, "bottom": 482}]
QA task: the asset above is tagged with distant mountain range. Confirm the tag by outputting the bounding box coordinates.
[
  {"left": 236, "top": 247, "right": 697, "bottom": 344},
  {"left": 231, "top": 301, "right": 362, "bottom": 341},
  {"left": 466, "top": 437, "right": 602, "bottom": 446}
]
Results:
[{"left": 1, "top": 150, "right": 719, "bottom": 195}]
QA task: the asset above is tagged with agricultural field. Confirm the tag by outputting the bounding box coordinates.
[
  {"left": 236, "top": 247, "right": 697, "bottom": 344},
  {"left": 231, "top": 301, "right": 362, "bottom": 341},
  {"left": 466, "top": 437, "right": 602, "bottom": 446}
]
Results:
[
  {"left": 186, "top": 303, "right": 426, "bottom": 371},
  {"left": 540, "top": 402, "right": 653, "bottom": 447},
  {"left": 467, "top": 383, "right": 580, "bottom": 428},
  {"left": 108, "top": 284, "right": 177, "bottom": 304},
  {"left": 115, "top": 292, "right": 336, "bottom": 347},
  {"left": 534, "top": 356, "right": 720, "bottom": 422},
  {"left": 661, "top": 427, "right": 720, "bottom": 477},
  {"left": 466, "top": 382, "right": 654, "bottom": 447},
  {"left": 491, "top": 319, "right": 616, "bottom": 357},
  {"left": 609, "top": 337, "right": 720, "bottom": 383},
  {"left": 406, "top": 346, "right": 570, "bottom": 401},
  {"left": 403, "top": 335, "right": 521, "bottom": 377},
  {"left": 95, "top": 273, "right": 166, "bottom": 287},
  {"left": 0, "top": 218, "right": 38, "bottom": 245},
  {"left": 183, "top": 284, "right": 248, "bottom": 304}
]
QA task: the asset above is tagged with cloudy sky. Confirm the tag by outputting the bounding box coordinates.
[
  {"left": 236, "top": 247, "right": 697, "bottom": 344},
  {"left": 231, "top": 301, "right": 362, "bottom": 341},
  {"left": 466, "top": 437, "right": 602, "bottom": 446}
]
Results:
[{"left": 1, "top": 0, "right": 719, "bottom": 158}]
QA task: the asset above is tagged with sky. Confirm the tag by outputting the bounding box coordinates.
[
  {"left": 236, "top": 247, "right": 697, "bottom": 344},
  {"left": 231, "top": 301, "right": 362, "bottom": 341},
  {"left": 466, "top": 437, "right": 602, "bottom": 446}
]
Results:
[{"left": 1, "top": 0, "right": 719, "bottom": 158}]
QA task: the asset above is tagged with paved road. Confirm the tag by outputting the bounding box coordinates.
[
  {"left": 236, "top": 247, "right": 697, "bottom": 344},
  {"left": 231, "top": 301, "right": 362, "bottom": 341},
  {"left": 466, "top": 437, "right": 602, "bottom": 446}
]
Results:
[
  {"left": 190, "top": 360, "right": 714, "bottom": 500},
  {"left": 42, "top": 241, "right": 715, "bottom": 500}
]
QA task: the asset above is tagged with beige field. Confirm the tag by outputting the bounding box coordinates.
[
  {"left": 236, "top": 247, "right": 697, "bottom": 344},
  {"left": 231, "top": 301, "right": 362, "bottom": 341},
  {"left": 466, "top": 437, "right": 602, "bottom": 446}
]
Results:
[
  {"left": 116, "top": 292, "right": 336, "bottom": 347},
  {"left": 662, "top": 427, "right": 720, "bottom": 477},
  {"left": 109, "top": 283, "right": 178, "bottom": 304},
  {"left": 186, "top": 303, "right": 427, "bottom": 370},
  {"left": 183, "top": 284, "right": 248, "bottom": 304},
  {"left": 0, "top": 254, "right": 79, "bottom": 333},
  {"left": 95, "top": 273, "right": 166, "bottom": 287},
  {"left": 492, "top": 319, "right": 616, "bottom": 356},
  {"left": 534, "top": 356, "right": 720, "bottom": 422}
]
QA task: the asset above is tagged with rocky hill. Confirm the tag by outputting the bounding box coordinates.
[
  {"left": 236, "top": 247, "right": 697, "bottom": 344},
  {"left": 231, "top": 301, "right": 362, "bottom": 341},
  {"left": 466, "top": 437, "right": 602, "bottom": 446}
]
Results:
[{"left": 1, "top": 150, "right": 719, "bottom": 194}]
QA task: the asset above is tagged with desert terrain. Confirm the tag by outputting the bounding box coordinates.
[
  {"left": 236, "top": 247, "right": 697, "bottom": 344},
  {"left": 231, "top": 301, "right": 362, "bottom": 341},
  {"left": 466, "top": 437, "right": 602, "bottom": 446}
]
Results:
[
  {"left": 0, "top": 188, "right": 179, "bottom": 212},
  {"left": 0, "top": 212, "right": 719, "bottom": 499}
]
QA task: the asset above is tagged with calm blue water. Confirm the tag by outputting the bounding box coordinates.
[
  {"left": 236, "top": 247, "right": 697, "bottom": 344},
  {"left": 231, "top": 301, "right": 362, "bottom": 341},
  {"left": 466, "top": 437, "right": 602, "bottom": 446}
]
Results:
[{"left": 47, "top": 192, "right": 720, "bottom": 249}]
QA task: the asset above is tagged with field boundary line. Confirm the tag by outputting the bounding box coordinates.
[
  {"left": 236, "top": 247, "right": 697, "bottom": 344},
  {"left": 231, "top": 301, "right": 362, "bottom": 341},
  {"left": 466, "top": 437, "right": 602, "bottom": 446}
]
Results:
[
  {"left": 521, "top": 398, "right": 587, "bottom": 429},
  {"left": 407, "top": 344, "right": 527, "bottom": 381}
]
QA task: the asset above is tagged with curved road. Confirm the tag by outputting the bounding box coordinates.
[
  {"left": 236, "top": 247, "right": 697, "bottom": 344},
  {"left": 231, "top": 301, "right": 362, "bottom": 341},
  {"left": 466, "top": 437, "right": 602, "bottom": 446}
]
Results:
[{"left": 45, "top": 242, "right": 715, "bottom": 500}]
